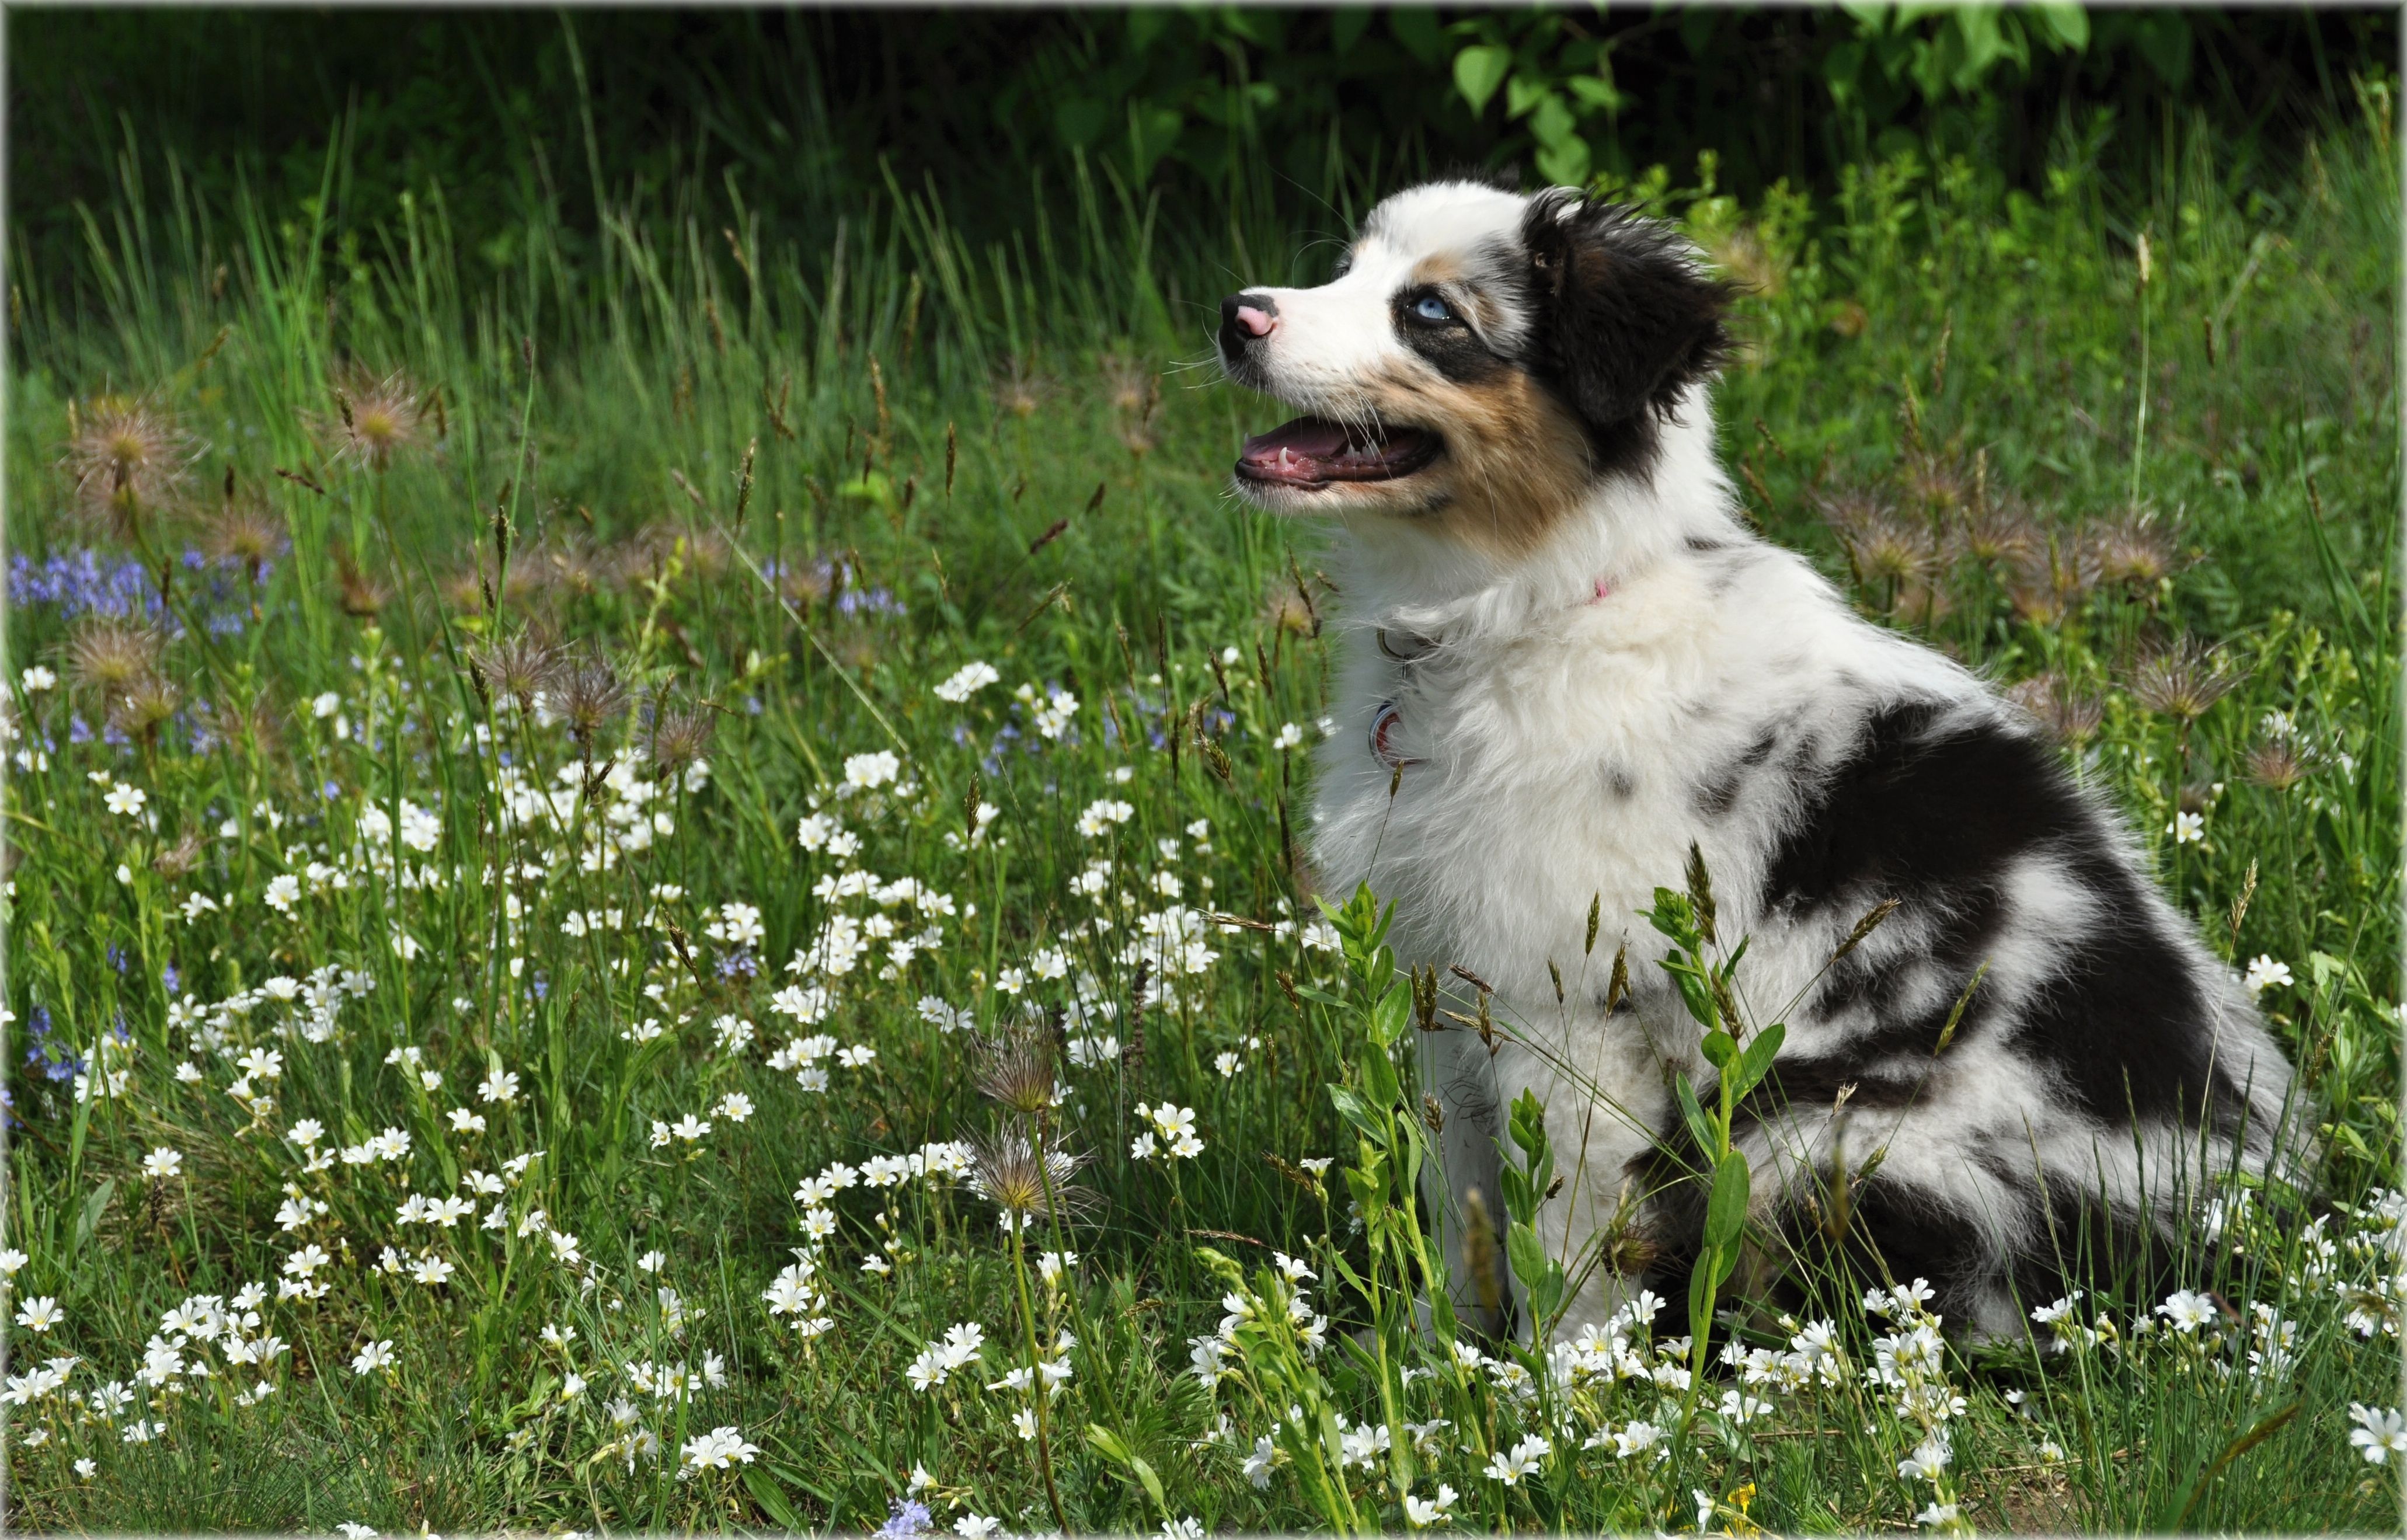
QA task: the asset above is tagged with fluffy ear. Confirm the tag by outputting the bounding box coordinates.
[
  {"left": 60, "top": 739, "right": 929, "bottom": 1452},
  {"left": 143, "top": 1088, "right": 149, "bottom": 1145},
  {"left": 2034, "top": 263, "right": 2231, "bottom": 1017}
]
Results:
[{"left": 1520, "top": 192, "right": 1733, "bottom": 434}]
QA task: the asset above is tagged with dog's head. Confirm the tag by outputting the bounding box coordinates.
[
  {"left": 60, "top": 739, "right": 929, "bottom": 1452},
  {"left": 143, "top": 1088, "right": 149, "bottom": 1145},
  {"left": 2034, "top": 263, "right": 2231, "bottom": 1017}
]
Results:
[{"left": 1218, "top": 181, "right": 1732, "bottom": 555}]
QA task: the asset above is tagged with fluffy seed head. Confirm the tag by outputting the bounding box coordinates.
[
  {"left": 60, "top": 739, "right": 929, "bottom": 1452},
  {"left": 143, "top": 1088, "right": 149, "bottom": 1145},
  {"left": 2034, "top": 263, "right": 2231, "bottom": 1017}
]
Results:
[
  {"left": 646, "top": 698, "right": 716, "bottom": 776},
  {"left": 2093, "top": 512, "right": 2181, "bottom": 588},
  {"left": 324, "top": 370, "right": 426, "bottom": 472},
  {"left": 470, "top": 631, "right": 556, "bottom": 713},
  {"left": 65, "top": 618, "right": 166, "bottom": 701},
  {"left": 2243, "top": 740, "right": 2306, "bottom": 791},
  {"left": 1953, "top": 502, "right": 2039, "bottom": 566},
  {"left": 2005, "top": 673, "right": 2105, "bottom": 745},
  {"left": 205, "top": 499, "right": 287, "bottom": 581},
  {"left": 974, "top": 1029, "right": 1058, "bottom": 1119},
  {"left": 112, "top": 674, "right": 183, "bottom": 740},
  {"left": 550, "top": 648, "right": 628, "bottom": 745},
  {"left": 2128, "top": 638, "right": 2243, "bottom": 724},
  {"left": 64, "top": 399, "right": 194, "bottom": 534},
  {"left": 968, "top": 1126, "right": 1091, "bottom": 1220},
  {"left": 152, "top": 831, "right": 204, "bottom": 879}
]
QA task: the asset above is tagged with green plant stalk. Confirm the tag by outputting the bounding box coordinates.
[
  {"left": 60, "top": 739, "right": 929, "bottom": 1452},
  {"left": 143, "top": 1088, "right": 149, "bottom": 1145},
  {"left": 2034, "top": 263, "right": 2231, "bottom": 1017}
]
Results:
[{"left": 1005, "top": 1215, "right": 1072, "bottom": 1534}]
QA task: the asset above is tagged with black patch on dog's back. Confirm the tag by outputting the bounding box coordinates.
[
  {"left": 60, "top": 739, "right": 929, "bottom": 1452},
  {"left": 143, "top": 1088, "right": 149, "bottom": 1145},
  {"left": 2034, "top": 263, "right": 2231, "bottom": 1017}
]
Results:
[{"left": 1762, "top": 701, "right": 2233, "bottom": 1126}]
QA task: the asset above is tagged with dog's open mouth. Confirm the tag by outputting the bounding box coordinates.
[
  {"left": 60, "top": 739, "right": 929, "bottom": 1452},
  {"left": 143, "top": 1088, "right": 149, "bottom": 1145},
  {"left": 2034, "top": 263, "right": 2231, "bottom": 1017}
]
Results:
[{"left": 1234, "top": 417, "right": 1441, "bottom": 489}]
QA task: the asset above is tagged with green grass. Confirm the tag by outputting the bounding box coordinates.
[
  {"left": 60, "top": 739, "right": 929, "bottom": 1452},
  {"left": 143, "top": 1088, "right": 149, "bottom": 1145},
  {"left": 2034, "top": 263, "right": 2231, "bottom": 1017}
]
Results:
[{"left": 3, "top": 86, "right": 2401, "bottom": 1536}]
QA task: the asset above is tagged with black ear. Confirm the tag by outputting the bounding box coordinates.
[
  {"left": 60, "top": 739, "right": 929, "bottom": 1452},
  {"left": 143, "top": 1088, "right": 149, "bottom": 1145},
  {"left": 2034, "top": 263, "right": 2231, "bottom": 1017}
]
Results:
[{"left": 1520, "top": 192, "right": 1733, "bottom": 437}]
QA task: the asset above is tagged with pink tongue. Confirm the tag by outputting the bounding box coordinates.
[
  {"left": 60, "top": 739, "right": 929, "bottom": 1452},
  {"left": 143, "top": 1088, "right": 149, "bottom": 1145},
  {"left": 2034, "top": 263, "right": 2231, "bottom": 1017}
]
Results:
[{"left": 1241, "top": 417, "right": 1353, "bottom": 469}]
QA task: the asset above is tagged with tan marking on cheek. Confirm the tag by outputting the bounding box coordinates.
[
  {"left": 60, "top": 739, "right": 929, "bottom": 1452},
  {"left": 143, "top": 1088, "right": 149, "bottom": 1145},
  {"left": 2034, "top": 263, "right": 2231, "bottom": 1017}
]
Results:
[
  {"left": 1412, "top": 372, "right": 1596, "bottom": 557},
  {"left": 1303, "top": 363, "right": 1595, "bottom": 556}
]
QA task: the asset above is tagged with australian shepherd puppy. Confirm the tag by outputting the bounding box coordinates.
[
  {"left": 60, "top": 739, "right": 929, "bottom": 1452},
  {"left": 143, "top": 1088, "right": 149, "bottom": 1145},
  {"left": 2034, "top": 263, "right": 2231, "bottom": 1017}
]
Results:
[{"left": 1215, "top": 180, "right": 2303, "bottom": 1339}]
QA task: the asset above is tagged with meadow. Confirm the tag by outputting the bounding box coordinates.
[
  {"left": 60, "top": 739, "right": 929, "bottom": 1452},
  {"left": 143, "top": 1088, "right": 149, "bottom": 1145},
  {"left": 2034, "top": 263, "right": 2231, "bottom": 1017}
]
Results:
[{"left": 2, "top": 82, "right": 2401, "bottom": 1535}]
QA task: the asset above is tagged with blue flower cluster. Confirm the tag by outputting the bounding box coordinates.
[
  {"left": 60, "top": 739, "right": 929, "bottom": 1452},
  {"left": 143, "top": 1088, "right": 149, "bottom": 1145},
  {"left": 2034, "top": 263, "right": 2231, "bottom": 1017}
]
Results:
[{"left": 9, "top": 546, "right": 267, "bottom": 635}]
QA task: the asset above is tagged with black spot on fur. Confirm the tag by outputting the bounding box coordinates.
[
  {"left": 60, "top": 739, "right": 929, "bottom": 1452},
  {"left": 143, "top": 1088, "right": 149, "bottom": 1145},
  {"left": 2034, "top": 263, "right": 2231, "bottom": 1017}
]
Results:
[
  {"left": 1694, "top": 730, "right": 1781, "bottom": 819},
  {"left": 1604, "top": 762, "right": 1636, "bottom": 800},
  {"left": 1762, "top": 700, "right": 2235, "bottom": 1125},
  {"left": 1518, "top": 191, "right": 1733, "bottom": 480},
  {"left": 1685, "top": 534, "right": 1731, "bottom": 552}
]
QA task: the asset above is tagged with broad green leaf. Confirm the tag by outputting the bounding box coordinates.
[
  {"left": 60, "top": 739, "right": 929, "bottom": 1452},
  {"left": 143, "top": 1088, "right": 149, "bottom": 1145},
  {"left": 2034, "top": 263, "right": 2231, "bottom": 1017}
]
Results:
[
  {"left": 2030, "top": 2, "right": 2088, "bottom": 50},
  {"left": 1699, "top": 1029, "right": 1737, "bottom": 1069},
  {"left": 1528, "top": 91, "right": 1579, "bottom": 149},
  {"left": 1452, "top": 46, "right": 1512, "bottom": 114},
  {"left": 1566, "top": 75, "right": 1626, "bottom": 113},
  {"left": 1505, "top": 76, "right": 1551, "bottom": 122}
]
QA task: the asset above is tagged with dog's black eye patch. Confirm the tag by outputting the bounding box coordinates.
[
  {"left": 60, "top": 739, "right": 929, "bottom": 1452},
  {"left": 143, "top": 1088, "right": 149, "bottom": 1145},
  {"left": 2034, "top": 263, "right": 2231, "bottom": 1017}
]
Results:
[{"left": 1391, "top": 285, "right": 1504, "bottom": 384}]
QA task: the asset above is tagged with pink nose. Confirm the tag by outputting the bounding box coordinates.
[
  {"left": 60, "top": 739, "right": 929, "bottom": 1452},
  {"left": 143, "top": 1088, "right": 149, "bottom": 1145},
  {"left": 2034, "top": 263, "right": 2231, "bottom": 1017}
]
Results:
[{"left": 1234, "top": 305, "right": 1275, "bottom": 338}]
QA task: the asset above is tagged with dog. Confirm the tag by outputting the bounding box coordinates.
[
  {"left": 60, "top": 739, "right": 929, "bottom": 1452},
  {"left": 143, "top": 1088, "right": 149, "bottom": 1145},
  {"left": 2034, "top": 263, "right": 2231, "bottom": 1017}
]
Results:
[{"left": 1215, "top": 179, "right": 2303, "bottom": 1339}]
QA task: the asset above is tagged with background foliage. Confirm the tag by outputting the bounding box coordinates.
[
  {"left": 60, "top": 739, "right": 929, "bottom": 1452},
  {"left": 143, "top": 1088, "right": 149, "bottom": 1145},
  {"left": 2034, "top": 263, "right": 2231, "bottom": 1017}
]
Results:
[{"left": 10, "top": 5, "right": 2395, "bottom": 327}]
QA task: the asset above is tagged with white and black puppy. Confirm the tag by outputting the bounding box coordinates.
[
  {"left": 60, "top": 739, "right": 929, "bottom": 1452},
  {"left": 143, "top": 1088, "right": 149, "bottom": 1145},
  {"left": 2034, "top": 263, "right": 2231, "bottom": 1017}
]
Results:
[{"left": 1216, "top": 179, "right": 2303, "bottom": 1339}]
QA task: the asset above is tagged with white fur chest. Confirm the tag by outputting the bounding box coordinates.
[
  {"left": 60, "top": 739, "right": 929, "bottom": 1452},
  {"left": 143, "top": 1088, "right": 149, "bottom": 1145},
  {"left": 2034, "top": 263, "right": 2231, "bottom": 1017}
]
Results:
[{"left": 1314, "top": 557, "right": 1758, "bottom": 998}]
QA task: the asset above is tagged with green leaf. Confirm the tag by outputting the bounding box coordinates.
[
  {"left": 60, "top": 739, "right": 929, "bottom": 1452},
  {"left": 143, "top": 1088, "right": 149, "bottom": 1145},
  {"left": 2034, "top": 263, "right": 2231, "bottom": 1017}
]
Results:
[
  {"left": 1702, "top": 1149, "right": 1751, "bottom": 1249},
  {"left": 1645, "top": 887, "right": 1698, "bottom": 943},
  {"left": 1729, "top": 1020, "right": 1787, "bottom": 1102},
  {"left": 1126, "top": 103, "right": 1183, "bottom": 182},
  {"left": 1051, "top": 97, "right": 1109, "bottom": 151},
  {"left": 1369, "top": 984, "right": 1409, "bottom": 1046},
  {"left": 1496, "top": 1161, "right": 1533, "bottom": 1222},
  {"left": 1507, "top": 1089, "right": 1549, "bottom": 1163},
  {"left": 1086, "top": 1424, "right": 1168, "bottom": 1513},
  {"left": 1687, "top": 1243, "right": 1720, "bottom": 1337},
  {"left": 2029, "top": 1, "right": 2088, "bottom": 51},
  {"left": 1327, "top": 1084, "right": 1387, "bottom": 1145},
  {"left": 71, "top": 1177, "right": 116, "bottom": 1259},
  {"left": 742, "top": 1466, "right": 803, "bottom": 1531},
  {"left": 1527, "top": 91, "right": 1578, "bottom": 148},
  {"left": 1673, "top": 1073, "right": 1715, "bottom": 1155},
  {"left": 1504, "top": 76, "right": 1551, "bottom": 122},
  {"left": 1698, "top": 1029, "right": 1737, "bottom": 1069},
  {"left": 1566, "top": 75, "right": 1627, "bottom": 113},
  {"left": 1452, "top": 46, "right": 1513, "bottom": 114},
  {"left": 1291, "top": 982, "right": 1349, "bottom": 1007},
  {"left": 1360, "top": 1044, "right": 1400, "bottom": 1110},
  {"left": 1389, "top": 8, "right": 1444, "bottom": 66}
]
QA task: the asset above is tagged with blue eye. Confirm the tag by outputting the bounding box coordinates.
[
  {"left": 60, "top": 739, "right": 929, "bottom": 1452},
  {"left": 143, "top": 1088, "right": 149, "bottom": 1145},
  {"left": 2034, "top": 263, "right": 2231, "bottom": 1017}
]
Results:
[{"left": 1413, "top": 294, "right": 1455, "bottom": 323}]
